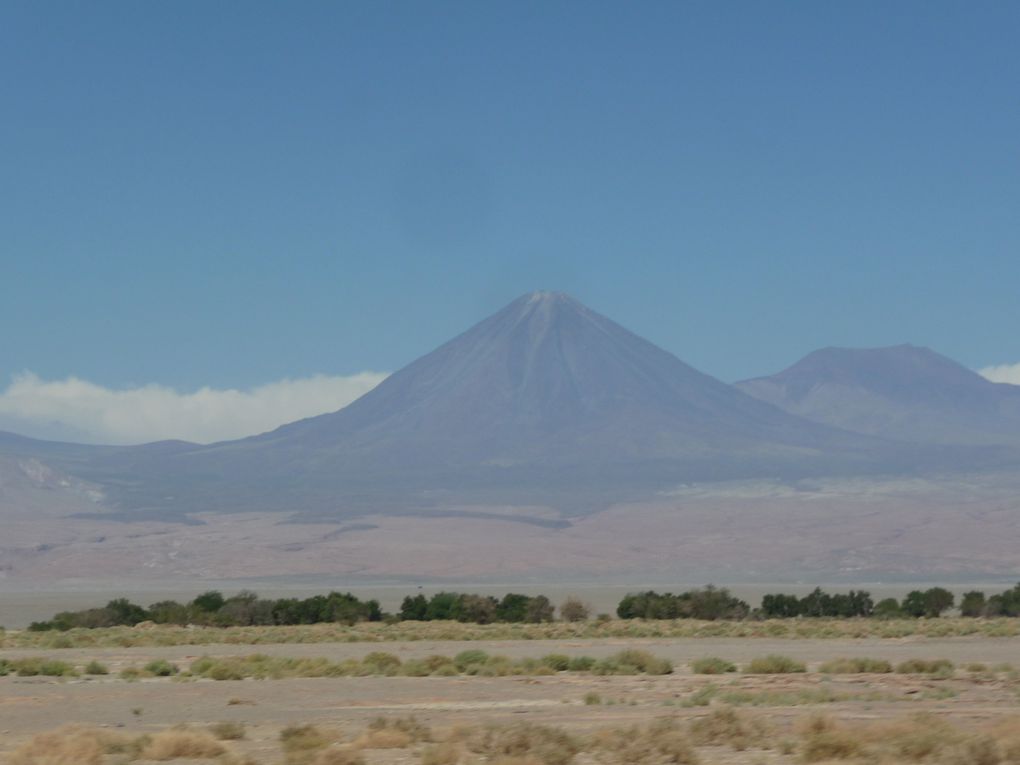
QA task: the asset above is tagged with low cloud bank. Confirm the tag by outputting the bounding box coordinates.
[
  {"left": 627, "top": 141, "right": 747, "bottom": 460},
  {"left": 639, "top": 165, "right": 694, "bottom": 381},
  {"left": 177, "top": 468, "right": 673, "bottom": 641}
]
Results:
[
  {"left": 979, "top": 363, "right": 1020, "bottom": 386},
  {"left": 0, "top": 371, "right": 387, "bottom": 445}
]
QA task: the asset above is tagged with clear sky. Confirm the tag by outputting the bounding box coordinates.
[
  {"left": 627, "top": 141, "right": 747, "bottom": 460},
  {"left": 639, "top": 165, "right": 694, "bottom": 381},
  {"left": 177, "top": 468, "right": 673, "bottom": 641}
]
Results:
[{"left": 2, "top": 2, "right": 1019, "bottom": 442}]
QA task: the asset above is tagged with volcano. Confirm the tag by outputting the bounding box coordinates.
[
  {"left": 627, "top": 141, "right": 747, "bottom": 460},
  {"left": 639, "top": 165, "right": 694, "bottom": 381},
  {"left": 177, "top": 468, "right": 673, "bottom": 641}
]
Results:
[
  {"left": 736, "top": 344, "right": 1020, "bottom": 446},
  {"left": 2, "top": 294, "right": 999, "bottom": 521}
]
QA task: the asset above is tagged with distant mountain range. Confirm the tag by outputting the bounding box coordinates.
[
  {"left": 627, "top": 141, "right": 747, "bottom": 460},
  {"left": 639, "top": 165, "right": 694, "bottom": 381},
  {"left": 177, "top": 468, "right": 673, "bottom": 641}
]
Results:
[{"left": 1, "top": 293, "right": 1018, "bottom": 524}]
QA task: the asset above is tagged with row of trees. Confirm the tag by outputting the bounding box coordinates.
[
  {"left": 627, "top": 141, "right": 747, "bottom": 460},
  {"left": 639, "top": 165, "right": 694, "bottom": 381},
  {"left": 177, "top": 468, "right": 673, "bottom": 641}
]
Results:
[
  {"left": 959, "top": 584, "right": 1020, "bottom": 617},
  {"left": 759, "top": 587, "right": 955, "bottom": 619},
  {"left": 399, "top": 592, "right": 561, "bottom": 624},
  {"left": 27, "top": 590, "right": 592, "bottom": 631},
  {"left": 616, "top": 587, "right": 750, "bottom": 620},
  {"left": 26, "top": 583, "right": 1020, "bottom": 631},
  {"left": 28, "top": 590, "right": 383, "bottom": 631}
]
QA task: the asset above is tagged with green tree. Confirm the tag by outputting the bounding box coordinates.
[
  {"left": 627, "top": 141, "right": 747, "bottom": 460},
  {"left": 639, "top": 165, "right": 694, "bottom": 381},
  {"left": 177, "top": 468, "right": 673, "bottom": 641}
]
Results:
[
  {"left": 399, "top": 594, "right": 428, "bottom": 621},
  {"left": 922, "top": 587, "right": 954, "bottom": 618},
  {"left": 525, "top": 595, "right": 555, "bottom": 623},
  {"left": 873, "top": 598, "right": 902, "bottom": 619},
  {"left": 192, "top": 591, "right": 225, "bottom": 613},
  {"left": 959, "top": 590, "right": 986, "bottom": 617}
]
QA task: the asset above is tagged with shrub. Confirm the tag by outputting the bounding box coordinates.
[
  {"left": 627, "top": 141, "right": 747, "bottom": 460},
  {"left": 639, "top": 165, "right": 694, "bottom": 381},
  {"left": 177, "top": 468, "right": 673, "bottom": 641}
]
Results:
[
  {"left": 541, "top": 654, "right": 571, "bottom": 671},
  {"left": 11, "top": 657, "right": 78, "bottom": 677},
  {"left": 817, "top": 657, "right": 892, "bottom": 674},
  {"left": 209, "top": 722, "right": 246, "bottom": 740},
  {"left": 8, "top": 725, "right": 106, "bottom": 765},
  {"left": 688, "top": 707, "right": 771, "bottom": 750},
  {"left": 468, "top": 723, "right": 580, "bottom": 765},
  {"left": 584, "top": 692, "right": 602, "bottom": 705},
  {"left": 591, "top": 719, "right": 698, "bottom": 764},
  {"left": 454, "top": 650, "right": 490, "bottom": 671},
  {"left": 559, "top": 597, "right": 590, "bottom": 622},
  {"left": 593, "top": 650, "right": 672, "bottom": 675},
  {"left": 567, "top": 656, "right": 596, "bottom": 672},
  {"left": 798, "top": 716, "right": 862, "bottom": 762},
  {"left": 366, "top": 716, "right": 431, "bottom": 743},
  {"left": 744, "top": 655, "right": 806, "bottom": 674},
  {"left": 422, "top": 742, "right": 463, "bottom": 765},
  {"left": 355, "top": 729, "right": 411, "bottom": 749},
  {"left": 361, "top": 652, "right": 401, "bottom": 674},
  {"left": 144, "top": 659, "right": 179, "bottom": 676},
  {"left": 140, "top": 729, "right": 225, "bottom": 760},
  {"left": 690, "top": 656, "right": 736, "bottom": 674},
  {"left": 281, "top": 725, "right": 333, "bottom": 765},
  {"left": 895, "top": 658, "right": 954, "bottom": 676},
  {"left": 84, "top": 660, "right": 109, "bottom": 675}
]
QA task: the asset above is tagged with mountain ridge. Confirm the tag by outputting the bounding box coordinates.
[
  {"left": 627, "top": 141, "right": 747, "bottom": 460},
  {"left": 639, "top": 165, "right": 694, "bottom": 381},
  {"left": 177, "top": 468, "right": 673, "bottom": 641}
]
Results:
[{"left": 736, "top": 344, "right": 1020, "bottom": 446}]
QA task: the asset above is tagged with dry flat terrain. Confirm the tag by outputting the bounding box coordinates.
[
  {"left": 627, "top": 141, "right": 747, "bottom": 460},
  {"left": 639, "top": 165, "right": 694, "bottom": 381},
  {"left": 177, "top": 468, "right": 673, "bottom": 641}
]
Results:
[{"left": 3, "top": 626, "right": 1020, "bottom": 764}]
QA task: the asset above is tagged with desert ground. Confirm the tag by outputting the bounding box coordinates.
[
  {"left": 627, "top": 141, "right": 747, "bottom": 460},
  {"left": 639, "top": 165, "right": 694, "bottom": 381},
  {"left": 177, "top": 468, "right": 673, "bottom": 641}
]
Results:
[{"left": 4, "top": 626, "right": 1020, "bottom": 764}]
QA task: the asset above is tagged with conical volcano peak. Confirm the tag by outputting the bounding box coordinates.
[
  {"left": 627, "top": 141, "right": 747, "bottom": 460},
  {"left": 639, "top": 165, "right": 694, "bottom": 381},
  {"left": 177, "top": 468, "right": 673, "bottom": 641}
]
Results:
[
  {"left": 263, "top": 290, "right": 856, "bottom": 469},
  {"left": 509, "top": 291, "right": 588, "bottom": 320}
]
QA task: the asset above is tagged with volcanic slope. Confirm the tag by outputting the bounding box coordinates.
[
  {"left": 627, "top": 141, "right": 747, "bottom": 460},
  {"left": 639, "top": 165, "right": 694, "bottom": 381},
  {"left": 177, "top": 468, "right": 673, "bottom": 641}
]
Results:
[
  {"left": 64, "top": 292, "right": 970, "bottom": 520},
  {"left": 736, "top": 344, "right": 1020, "bottom": 446}
]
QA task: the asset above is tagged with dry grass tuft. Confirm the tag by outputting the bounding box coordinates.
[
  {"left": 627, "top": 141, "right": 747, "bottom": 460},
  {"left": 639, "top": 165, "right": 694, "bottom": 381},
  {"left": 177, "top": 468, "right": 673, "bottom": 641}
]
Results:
[
  {"left": 895, "top": 658, "right": 955, "bottom": 677},
  {"left": 797, "top": 716, "right": 862, "bottom": 762},
  {"left": 468, "top": 723, "right": 581, "bottom": 765},
  {"left": 209, "top": 721, "right": 246, "bottom": 740},
  {"left": 590, "top": 719, "right": 699, "bottom": 764},
  {"left": 355, "top": 728, "right": 412, "bottom": 749},
  {"left": 139, "top": 728, "right": 226, "bottom": 760},
  {"left": 366, "top": 715, "right": 433, "bottom": 743},
  {"left": 743, "top": 654, "right": 806, "bottom": 674},
  {"left": 8, "top": 725, "right": 106, "bottom": 765},
  {"left": 281, "top": 724, "right": 340, "bottom": 765},
  {"left": 422, "top": 742, "right": 465, "bottom": 765},
  {"left": 817, "top": 657, "right": 892, "bottom": 674},
  {"left": 689, "top": 656, "right": 737, "bottom": 674},
  {"left": 688, "top": 707, "right": 771, "bottom": 751}
]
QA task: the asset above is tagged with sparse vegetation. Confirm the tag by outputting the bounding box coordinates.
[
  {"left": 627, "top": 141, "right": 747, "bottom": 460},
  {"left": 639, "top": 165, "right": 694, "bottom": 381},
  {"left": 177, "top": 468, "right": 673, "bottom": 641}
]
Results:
[
  {"left": 817, "top": 656, "right": 893, "bottom": 673},
  {"left": 895, "top": 658, "right": 955, "bottom": 676},
  {"left": 179, "top": 650, "right": 671, "bottom": 680},
  {"left": 744, "top": 654, "right": 806, "bottom": 674},
  {"left": 209, "top": 721, "right": 246, "bottom": 740},
  {"left": 140, "top": 728, "right": 225, "bottom": 760},
  {"left": 10, "top": 710, "right": 1020, "bottom": 765},
  {"left": 690, "top": 656, "right": 737, "bottom": 674},
  {"left": 9, "top": 614, "right": 1020, "bottom": 649},
  {"left": 83, "top": 660, "right": 109, "bottom": 675}
]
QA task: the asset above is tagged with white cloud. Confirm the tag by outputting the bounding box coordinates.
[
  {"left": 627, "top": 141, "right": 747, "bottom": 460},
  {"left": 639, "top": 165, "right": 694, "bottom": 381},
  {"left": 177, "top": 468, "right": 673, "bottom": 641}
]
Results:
[
  {"left": 0, "top": 371, "right": 388, "bottom": 445},
  {"left": 979, "top": 363, "right": 1020, "bottom": 386}
]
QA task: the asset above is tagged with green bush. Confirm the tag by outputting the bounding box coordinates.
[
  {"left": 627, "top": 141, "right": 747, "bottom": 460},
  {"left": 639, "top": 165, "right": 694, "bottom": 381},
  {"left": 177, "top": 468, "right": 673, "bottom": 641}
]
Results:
[
  {"left": 593, "top": 650, "right": 672, "bottom": 675},
  {"left": 10, "top": 657, "right": 78, "bottom": 677},
  {"left": 895, "top": 658, "right": 954, "bottom": 676},
  {"left": 817, "top": 657, "right": 892, "bottom": 674},
  {"left": 744, "top": 654, "right": 806, "bottom": 674},
  {"left": 144, "top": 659, "right": 179, "bottom": 676},
  {"left": 84, "top": 660, "right": 109, "bottom": 675},
  {"left": 453, "top": 650, "right": 490, "bottom": 671},
  {"left": 361, "top": 652, "right": 402, "bottom": 674},
  {"left": 541, "top": 654, "right": 571, "bottom": 671},
  {"left": 567, "top": 656, "right": 596, "bottom": 671},
  {"left": 690, "top": 656, "right": 737, "bottom": 674}
]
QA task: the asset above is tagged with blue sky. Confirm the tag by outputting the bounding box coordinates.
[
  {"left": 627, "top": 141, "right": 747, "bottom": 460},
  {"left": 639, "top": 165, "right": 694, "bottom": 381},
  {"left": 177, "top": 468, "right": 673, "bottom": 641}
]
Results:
[{"left": 2, "top": 2, "right": 1019, "bottom": 442}]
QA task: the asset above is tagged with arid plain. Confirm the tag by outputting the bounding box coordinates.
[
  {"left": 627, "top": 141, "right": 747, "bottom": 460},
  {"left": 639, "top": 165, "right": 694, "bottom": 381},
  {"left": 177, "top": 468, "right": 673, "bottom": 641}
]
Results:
[{"left": 4, "top": 620, "right": 1020, "bottom": 764}]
